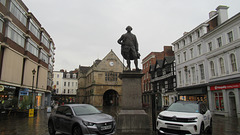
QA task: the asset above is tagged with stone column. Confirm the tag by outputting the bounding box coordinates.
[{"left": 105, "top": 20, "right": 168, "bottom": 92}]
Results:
[{"left": 117, "top": 71, "right": 150, "bottom": 134}]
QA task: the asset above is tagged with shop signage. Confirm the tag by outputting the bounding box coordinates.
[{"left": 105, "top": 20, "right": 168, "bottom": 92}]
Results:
[
  {"left": 0, "top": 85, "right": 4, "bottom": 92},
  {"left": 20, "top": 88, "right": 29, "bottom": 96},
  {"left": 210, "top": 82, "right": 240, "bottom": 91},
  {"left": 4, "top": 85, "right": 16, "bottom": 90}
]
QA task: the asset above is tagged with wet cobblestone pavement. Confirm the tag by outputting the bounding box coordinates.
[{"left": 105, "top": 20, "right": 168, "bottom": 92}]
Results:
[{"left": 0, "top": 108, "right": 240, "bottom": 135}]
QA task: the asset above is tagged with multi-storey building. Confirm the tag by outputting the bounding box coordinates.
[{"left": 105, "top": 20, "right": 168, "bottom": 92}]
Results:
[
  {"left": 77, "top": 50, "right": 123, "bottom": 106},
  {"left": 172, "top": 5, "right": 240, "bottom": 117},
  {"left": 149, "top": 56, "right": 176, "bottom": 109},
  {"left": 0, "top": 0, "right": 55, "bottom": 109},
  {"left": 52, "top": 69, "right": 78, "bottom": 104},
  {"left": 142, "top": 46, "right": 174, "bottom": 107}
]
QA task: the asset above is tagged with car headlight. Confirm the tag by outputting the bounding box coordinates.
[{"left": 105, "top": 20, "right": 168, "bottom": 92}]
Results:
[
  {"left": 157, "top": 115, "right": 163, "bottom": 120},
  {"left": 188, "top": 117, "right": 198, "bottom": 122},
  {"left": 82, "top": 121, "right": 95, "bottom": 126}
]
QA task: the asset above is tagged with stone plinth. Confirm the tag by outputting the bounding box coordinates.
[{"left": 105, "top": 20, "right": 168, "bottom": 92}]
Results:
[{"left": 117, "top": 71, "right": 150, "bottom": 134}]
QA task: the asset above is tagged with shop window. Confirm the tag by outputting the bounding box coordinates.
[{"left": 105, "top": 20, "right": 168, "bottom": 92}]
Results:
[
  {"left": 163, "top": 96, "right": 169, "bottom": 106},
  {"left": 214, "top": 92, "right": 224, "bottom": 111}
]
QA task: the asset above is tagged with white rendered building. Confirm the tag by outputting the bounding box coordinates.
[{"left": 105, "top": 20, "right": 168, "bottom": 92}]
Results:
[
  {"left": 53, "top": 70, "right": 78, "bottom": 103},
  {"left": 172, "top": 6, "right": 240, "bottom": 117}
]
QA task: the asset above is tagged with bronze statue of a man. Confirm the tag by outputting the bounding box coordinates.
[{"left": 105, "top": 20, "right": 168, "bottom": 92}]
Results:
[{"left": 117, "top": 26, "right": 140, "bottom": 71}]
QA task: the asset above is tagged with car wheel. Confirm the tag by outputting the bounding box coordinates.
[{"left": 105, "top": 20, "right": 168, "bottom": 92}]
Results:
[
  {"left": 199, "top": 123, "right": 205, "bottom": 135},
  {"left": 48, "top": 121, "right": 56, "bottom": 135},
  {"left": 207, "top": 119, "right": 212, "bottom": 134},
  {"left": 73, "top": 125, "right": 82, "bottom": 135}
]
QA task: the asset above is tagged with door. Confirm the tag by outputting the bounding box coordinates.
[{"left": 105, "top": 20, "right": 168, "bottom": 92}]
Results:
[
  {"left": 229, "top": 92, "right": 237, "bottom": 117},
  {"left": 61, "top": 106, "right": 73, "bottom": 133}
]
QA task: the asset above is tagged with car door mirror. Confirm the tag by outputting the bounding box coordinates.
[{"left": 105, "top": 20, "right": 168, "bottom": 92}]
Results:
[{"left": 200, "top": 110, "right": 206, "bottom": 114}]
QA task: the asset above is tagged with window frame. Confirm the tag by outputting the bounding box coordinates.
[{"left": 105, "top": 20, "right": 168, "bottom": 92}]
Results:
[
  {"left": 199, "top": 64, "right": 205, "bottom": 80},
  {"left": 227, "top": 31, "right": 233, "bottom": 43},
  {"left": 217, "top": 37, "right": 222, "bottom": 47},
  {"left": 230, "top": 53, "right": 237, "bottom": 72},
  {"left": 219, "top": 57, "right": 225, "bottom": 75},
  {"left": 208, "top": 42, "right": 212, "bottom": 52},
  {"left": 197, "top": 44, "right": 202, "bottom": 55},
  {"left": 210, "top": 61, "right": 215, "bottom": 77}
]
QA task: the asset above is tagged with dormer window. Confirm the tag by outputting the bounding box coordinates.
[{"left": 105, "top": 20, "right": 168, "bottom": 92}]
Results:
[
  {"left": 66, "top": 73, "right": 70, "bottom": 78},
  {"left": 73, "top": 74, "right": 76, "bottom": 79}
]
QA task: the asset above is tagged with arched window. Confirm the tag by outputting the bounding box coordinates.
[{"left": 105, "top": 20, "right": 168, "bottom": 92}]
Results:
[
  {"left": 210, "top": 61, "right": 215, "bottom": 77},
  {"left": 230, "top": 54, "right": 237, "bottom": 72},
  {"left": 219, "top": 58, "right": 225, "bottom": 75}
]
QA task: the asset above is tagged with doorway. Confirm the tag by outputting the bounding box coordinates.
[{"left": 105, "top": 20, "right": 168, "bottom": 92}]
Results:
[
  {"left": 229, "top": 92, "right": 237, "bottom": 117},
  {"left": 103, "top": 90, "right": 119, "bottom": 106}
]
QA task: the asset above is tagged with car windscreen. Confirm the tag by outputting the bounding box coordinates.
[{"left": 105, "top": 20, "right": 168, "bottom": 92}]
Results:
[
  {"left": 72, "top": 105, "right": 101, "bottom": 116},
  {"left": 167, "top": 103, "right": 199, "bottom": 113}
]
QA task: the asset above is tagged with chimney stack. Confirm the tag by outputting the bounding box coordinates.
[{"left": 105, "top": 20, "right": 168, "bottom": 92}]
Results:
[
  {"left": 216, "top": 5, "right": 229, "bottom": 25},
  {"left": 209, "top": 11, "right": 217, "bottom": 19}
]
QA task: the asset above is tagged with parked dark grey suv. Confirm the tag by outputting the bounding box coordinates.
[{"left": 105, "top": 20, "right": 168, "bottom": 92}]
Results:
[{"left": 48, "top": 104, "right": 116, "bottom": 135}]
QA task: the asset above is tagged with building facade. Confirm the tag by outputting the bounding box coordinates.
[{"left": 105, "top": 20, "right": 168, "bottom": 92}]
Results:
[
  {"left": 0, "top": 0, "right": 55, "bottom": 109},
  {"left": 172, "top": 5, "right": 240, "bottom": 117},
  {"left": 77, "top": 50, "right": 123, "bottom": 107},
  {"left": 149, "top": 56, "right": 176, "bottom": 109},
  {"left": 52, "top": 69, "right": 78, "bottom": 104},
  {"left": 142, "top": 46, "right": 174, "bottom": 107}
]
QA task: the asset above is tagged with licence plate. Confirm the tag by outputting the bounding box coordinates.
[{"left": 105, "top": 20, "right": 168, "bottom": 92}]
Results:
[
  {"left": 167, "top": 125, "right": 180, "bottom": 130},
  {"left": 101, "top": 125, "right": 112, "bottom": 130}
]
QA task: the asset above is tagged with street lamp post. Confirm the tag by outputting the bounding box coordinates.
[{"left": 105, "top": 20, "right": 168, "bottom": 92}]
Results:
[
  {"left": 151, "top": 82, "right": 156, "bottom": 131},
  {"left": 32, "top": 69, "right": 36, "bottom": 109}
]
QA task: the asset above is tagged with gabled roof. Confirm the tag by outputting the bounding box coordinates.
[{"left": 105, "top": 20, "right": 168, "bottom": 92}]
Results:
[
  {"left": 164, "top": 56, "right": 175, "bottom": 64},
  {"left": 79, "top": 66, "right": 90, "bottom": 74},
  {"left": 149, "top": 64, "right": 155, "bottom": 73},
  {"left": 156, "top": 59, "right": 164, "bottom": 69},
  {"left": 62, "top": 69, "right": 79, "bottom": 78}
]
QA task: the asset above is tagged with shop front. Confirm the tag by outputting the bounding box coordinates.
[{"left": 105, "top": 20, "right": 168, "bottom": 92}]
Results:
[
  {"left": 208, "top": 82, "right": 240, "bottom": 118},
  {"left": 52, "top": 94, "right": 76, "bottom": 105},
  {"left": 0, "top": 85, "right": 19, "bottom": 110},
  {"left": 177, "top": 85, "right": 208, "bottom": 103}
]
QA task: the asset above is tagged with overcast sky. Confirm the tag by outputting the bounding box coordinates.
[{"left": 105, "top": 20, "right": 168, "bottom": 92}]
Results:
[{"left": 22, "top": 0, "right": 240, "bottom": 71}]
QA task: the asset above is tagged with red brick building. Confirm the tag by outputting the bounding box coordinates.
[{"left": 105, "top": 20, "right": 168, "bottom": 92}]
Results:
[{"left": 141, "top": 46, "right": 174, "bottom": 106}]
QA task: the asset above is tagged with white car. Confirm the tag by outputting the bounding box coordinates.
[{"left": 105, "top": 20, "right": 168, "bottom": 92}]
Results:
[{"left": 156, "top": 101, "right": 212, "bottom": 135}]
